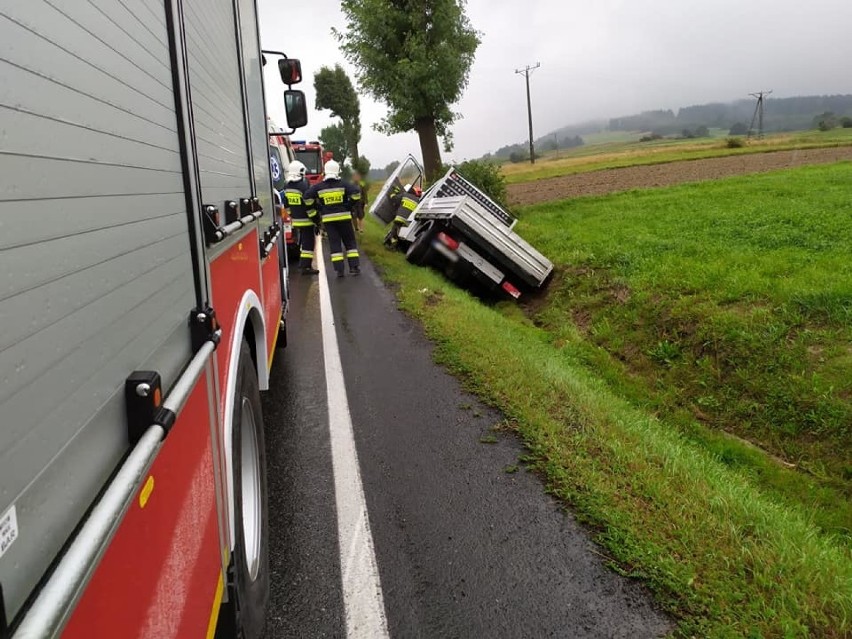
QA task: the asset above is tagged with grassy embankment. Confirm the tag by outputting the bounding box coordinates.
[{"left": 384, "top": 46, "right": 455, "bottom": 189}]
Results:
[
  {"left": 501, "top": 128, "right": 852, "bottom": 185},
  {"left": 361, "top": 162, "right": 852, "bottom": 637}
]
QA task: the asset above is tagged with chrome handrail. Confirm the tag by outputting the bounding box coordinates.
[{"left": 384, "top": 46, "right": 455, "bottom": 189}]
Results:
[{"left": 13, "top": 335, "right": 220, "bottom": 639}]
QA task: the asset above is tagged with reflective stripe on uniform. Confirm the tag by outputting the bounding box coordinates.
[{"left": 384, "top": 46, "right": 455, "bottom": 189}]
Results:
[
  {"left": 331, "top": 252, "right": 345, "bottom": 262},
  {"left": 350, "top": 193, "right": 362, "bottom": 201},
  {"left": 346, "top": 250, "right": 360, "bottom": 258},
  {"left": 300, "top": 250, "right": 314, "bottom": 258},
  {"left": 304, "top": 198, "right": 315, "bottom": 207},
  {"left": 323, "top": 213, "right": 352, "bottom": 222},
  {"left": 285, "top": 190, "right": 303, "bottom": 206},
  {"left": 318, "top": 188, "right": 345, "bottom": 205},
  {"left": 292, "top": 220, "right": 314, "bottom": 227},
  {"left": 393, "top": 215, "right": 409, "bottom": 225},
  {"left": 401, "top": 197, "right": 417, "bottom": 211}
]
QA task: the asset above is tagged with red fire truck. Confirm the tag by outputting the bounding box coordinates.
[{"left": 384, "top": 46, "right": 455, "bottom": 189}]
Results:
[
  {"left": 0, "top": 1, "right": 306, "bottom": 637},
  {"left": 290, "top": 140, "right": 333, "bottom": 185}
]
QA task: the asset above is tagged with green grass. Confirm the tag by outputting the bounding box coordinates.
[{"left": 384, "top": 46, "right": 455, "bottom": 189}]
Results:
[
  {"left": 360, "top": 163, "right": 852, "bottom": 636},
  {"left": 502, "top": 128, "right": 852, "bottom": 185},
  {"left": 517, "top": 162, "right": 852, "bottom": 537}
]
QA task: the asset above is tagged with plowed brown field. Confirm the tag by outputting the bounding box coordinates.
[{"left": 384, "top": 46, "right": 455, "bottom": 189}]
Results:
[{"left": 508, "top": 147, "right": 852, "bottom": 207}]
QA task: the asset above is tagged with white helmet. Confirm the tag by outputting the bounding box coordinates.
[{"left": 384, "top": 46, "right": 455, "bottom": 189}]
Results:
[
  {"left": 286, "top": 160, "right": 306, "bottom": 182},
  {"left": 324, "top": 159, "right": 341, "bottom": 180},
  {"left": 403, "top": 183, "right": 412, "bottom": 191}
]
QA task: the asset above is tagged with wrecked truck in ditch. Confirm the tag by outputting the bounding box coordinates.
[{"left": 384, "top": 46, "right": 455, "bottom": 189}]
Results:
[{"left": 370, "top": 155, "right": 553, "bottom": 300}]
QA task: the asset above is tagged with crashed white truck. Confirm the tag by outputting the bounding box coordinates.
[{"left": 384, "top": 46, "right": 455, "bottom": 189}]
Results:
[{"left": 370, "top": 156, "right": 553, "bottom": 300}]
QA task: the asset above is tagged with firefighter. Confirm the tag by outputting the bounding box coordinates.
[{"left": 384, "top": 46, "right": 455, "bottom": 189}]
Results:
[
  {"left": 283, "top": 160, "right": 320, "bottom": 275},
  {"left": 306, "top": 160, "right": 362, "bottom": 277},
  {"left": 384, "top": 183, "right": 422, "bottom": 247},
  {"left": 351, "top": 171, "right": 368, "bottom": 234}
]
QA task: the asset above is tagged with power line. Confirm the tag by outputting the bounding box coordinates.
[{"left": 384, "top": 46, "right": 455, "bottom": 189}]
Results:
[
  {"left": 748, "top": 90, "right": 773, "bottom": 139},
  {"left": 515, "top": 62, "right": 541, "bottom": 164}
]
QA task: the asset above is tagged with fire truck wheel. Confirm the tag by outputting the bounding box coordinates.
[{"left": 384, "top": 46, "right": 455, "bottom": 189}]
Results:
[
  {"left": 405, "top": 221, "right": 437, "bottom": 265},
  {"left": 218, "top": 339, "right": 270, "bottom": 639}
]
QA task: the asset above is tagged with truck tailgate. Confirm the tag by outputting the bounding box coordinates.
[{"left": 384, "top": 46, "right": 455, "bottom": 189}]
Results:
[{"left": 417, "top": 196, "right": 553, "bottom": 288}]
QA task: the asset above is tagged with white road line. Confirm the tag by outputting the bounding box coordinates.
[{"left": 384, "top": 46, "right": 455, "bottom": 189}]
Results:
[{"left": 316, "top": 241, "right": 390, "bottom": 639}]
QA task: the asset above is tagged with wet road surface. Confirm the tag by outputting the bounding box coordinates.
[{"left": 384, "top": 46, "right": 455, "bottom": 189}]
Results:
[{"left": 261, "top": 245, "right": 671, "bottom": 638}]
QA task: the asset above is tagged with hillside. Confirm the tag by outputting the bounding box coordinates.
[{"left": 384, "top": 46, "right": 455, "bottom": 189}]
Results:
[{"left": 487, "top": 94, "right": 852, "bottom": 161}]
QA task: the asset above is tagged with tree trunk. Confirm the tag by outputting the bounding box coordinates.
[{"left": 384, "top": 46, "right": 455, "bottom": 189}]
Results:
[
  {"left": 414, "top": 117, "right": 443, "bottom": 183},
  {"left": 343, "top": 119, "right": 360, "bottom": 167}
]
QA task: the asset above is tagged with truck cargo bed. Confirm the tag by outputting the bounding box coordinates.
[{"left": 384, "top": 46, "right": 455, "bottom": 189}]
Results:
[{"left": 416, "top": 196, "right": 553, "bottom": 288}]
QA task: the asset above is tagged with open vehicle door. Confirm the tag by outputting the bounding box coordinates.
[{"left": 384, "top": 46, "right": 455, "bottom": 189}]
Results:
[{"left": 370, "top": 155, "right": 425, "bottom": 224}]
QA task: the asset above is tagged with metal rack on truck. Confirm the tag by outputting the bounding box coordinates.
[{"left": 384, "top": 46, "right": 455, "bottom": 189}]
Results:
[
  {"left": 371, "top": 157, "right": 553, "bottom": 299},
  {"left": 0, "top": 2, "right": 308, "bottom": 637}
]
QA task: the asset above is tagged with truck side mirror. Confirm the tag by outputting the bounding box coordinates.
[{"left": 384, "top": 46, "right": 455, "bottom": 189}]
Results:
[
  {"left": 284, "top": 90, "right": 308, "bottom": 129},
  {"left": 278, "top": 58, "right": 302, "bottom": 85}
]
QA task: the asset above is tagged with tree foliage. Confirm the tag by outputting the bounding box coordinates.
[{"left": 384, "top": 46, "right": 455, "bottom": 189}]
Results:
[
  {"left": 335, "top": 0, "right": 480, "bottom": 181},
  {"left": 318, "top": 123, "right": 350, "bottom": 164},
  {"left": 814, "top": 112, "right": 837, "bottom": 131},
  {"left": 314, "top": 65, "right": 362, "bottom": 161},
  {"left": 455, "top": 159, "right": 507, "bottom": 207},
  {"left": 351, "top": 156, "right": 371, "bottom": 176}
]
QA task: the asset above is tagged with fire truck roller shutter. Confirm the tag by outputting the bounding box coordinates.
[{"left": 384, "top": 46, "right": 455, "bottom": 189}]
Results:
[
  {"left": 0, "top": 0, "right": 196, "bottom": 624},
  {"left": 236, "top": 0, "right": 274, "bottom": 227},
  {"left": 183, "top": 0, "right": 251, "bottom": 213}
]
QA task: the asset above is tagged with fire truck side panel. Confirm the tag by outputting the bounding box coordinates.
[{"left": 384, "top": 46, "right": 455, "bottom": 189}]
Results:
[
  {"left": 61, "top": 370, "right": 222, "bottom": 638},
  {"left": 0, "top": 1, "right": 196, "bottom": 624}
]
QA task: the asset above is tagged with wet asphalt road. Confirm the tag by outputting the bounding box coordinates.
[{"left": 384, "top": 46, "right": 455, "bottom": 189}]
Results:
[{"left": 261, "top": 248, "right": 671, "bottom": 638}]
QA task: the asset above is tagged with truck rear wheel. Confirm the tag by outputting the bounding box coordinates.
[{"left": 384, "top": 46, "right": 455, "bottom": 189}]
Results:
[
  {"left": 406, "top": 222, "right": 437, "bottom": 265},
  {"left": 217, "top": 339, "right": 270, "bottom": 639}
]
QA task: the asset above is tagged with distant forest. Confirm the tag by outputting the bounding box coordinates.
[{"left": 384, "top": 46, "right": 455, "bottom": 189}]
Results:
[
  {"left": 609, "top": 94, "right": 852, "bottom": 134},
  {"left": 487, "top": 94, "right": 852, "bottom": 162}
]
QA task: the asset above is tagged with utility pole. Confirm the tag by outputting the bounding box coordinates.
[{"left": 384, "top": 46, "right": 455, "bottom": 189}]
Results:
[
  {"left": 515, "top": 62, "right": 541, "bottom": 164},
  {"left": 748, "top": 90, "right": 772, "bottom": 139}
]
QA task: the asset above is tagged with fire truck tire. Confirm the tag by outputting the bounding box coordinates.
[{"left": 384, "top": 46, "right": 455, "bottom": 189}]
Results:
[
  {"left": 405, "top": 221, "right": 437, "bottom": 265},
  {"left": 217, "top": 339, "right": 270, "bottom": 639}
]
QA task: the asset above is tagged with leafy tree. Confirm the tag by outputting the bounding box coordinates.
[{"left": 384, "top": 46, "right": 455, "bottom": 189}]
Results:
[
  {"left": 813, "top": 111, "right": 837, "bottom": 131},
  {"left": 335, "top": 0, "right": 481, "bottom": 181},
  {"left": 383, "top": 160, "right": 401, "bottom": 176},
  {"left": 351, "top": 156, "right": 371, "bottom": 176},
  {"left": 319, "top": 123, "right": 350, "bottom": 164},
  {"left": 455, "top": 159, "right": 506, "bottom": 207},
  {"left": 841, "top": 116, "right": 852, "bottom": 128},
  {"left": 729, "top": 122, "right": 749, "bottom": 135},
  {"left": 694, "top": 125, "right": 710, "bottom": 137},
  {"left": 314, "top": 65, "right": 362, "bottom": 161}
]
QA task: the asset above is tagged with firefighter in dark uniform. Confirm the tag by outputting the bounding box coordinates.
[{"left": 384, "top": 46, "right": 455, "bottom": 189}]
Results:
[
  {"left": 283, "top": 160, "right": 320, "bottom": 275},
  {"left": 385, "top": 183, "right": 422, "bottom": 247},
  {"left": 305, "top": 160, "right": 362, "bottom": 277}
]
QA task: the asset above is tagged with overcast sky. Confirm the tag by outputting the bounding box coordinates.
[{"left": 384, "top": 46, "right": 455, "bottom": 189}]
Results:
[{"left": 258, "top": 0, "right": 852, "bottom": 167}]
